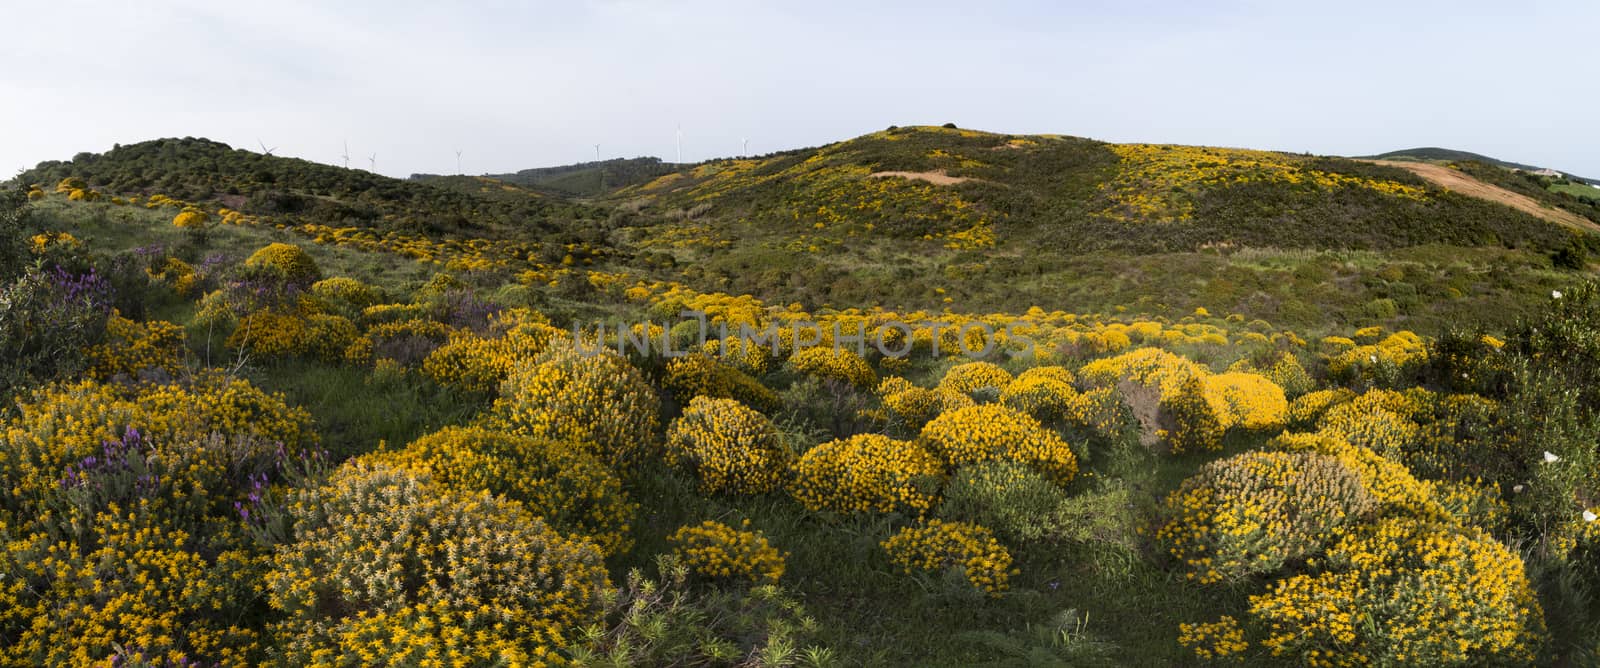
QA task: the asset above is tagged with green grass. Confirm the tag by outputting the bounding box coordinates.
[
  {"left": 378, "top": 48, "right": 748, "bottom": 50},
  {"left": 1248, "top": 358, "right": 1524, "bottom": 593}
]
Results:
[
  {"left": 1551, "top": 182, "right": 1600, "bottom": 200},
  {"left": 239, "top": 359, "right": 481, "bottom": 460}
]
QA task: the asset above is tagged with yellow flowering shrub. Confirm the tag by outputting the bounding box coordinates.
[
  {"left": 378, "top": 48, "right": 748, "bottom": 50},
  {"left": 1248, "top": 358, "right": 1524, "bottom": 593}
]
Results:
[
  {"left": 244, "top": 242, "right": 321, "bottom": 285},
  {"left": 28, "top": 230, "right": 82, "bottom": 255},
  {"left": 368, "top": 426, "right": 636, "bottom": 555},
  {"left": 1269, "top": 432, "right": 1442, "bottom": 519},
  {"left": 227, "top": 310, "right": 358, "bottom": 364},
  {"left": 788, "top": 346, "right": 877, "bottom": 389},
  {"left": 171, "top": 206, "right": 211, "bottom": 229},
  {"left": 485, "top": 346, "right": 660, "bottom": 468},
  {"left": 1079, "top": 348, "right": 1225, "bottom": 453},
  {"left": 146, "top": 256, "right": 198, "bottom": 296},
  {"left": 668, "top": 520, "right": 787, "bottom": 586},
  {"left": 421, "top": 322, "right": 566, "bottom": 395},
  {"left": 1316, "top": 389, "right": 1423, "bottom": 458},
  {"left": 1157, "top": 451, "right": 1376, "bottom": 584},
  {"left": 364, "top": 317, "right": 458, "bottom": 366},
  {"left": 1202, "top": 372, "right": 1288, "bottom": 431},
  {"left": 701, "top": 335, "right": 775, "bottom": 376},
  {"left": 359, "top": 302, "right": 430, "bottom": 325},
  {"left": 1078, "top": 347, "right": 1206, "bottom": 395},
  {"left": 882, "top": 520, "right": 1015, "bottom": 596},
  {"left": 267, "top": 461, "right": 610, "bottom": 667},
  {"left": 84, "top": 314, "right": 186, "bottom": 381},
  {"left": 919, "top": 404, "right": 1078, "bottom": 483},
  {"left": 1159, "top": 375, "right": 1226, "bottom": 454},
  {"left": 662, "top": 353, "right": 780, "bottom": 413},
  {"left": 1247, "top": 518, "right": 1543, "bottom": 666},
  {"left": 1000, "top": 370, "right": 1079, "bottom": 423},
  {"left": 666, "top": 397, "right": 792, "bottom": 495},
  {"left": 878, "top": 376, "right": 943, "bottom": 429},
  {"left": 937, "top": 361, "right": 1014, "bottom": 398},
  {"left": 309, "top": 276, "right": 381, "bottom": 314},
  {"left": 1264, "top": 352, "right": 1314, "bottom": 398},
  {"left": 1064, "top": 387, "right": 1131, "bottom": 440},
  {"left": 1287, "top": 388, "right": 1355, "bottom": 428},
  {"left": 790, "top": 433, "right": 944, "bottom": 515},
  {"left": 1327, "top": 330, "right": 1429, "bottom": 381},
  {"left": 0, "top": 377, "right": 314, "bottom": 507},
  {"left": 228, "top": 310, "right": 308, "bottom": 359}
]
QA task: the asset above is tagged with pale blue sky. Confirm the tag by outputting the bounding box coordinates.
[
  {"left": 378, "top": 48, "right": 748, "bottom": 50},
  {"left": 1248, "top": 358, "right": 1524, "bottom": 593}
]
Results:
[{"left": 4, "top": 0, "right": 1597, "bottom": 179}]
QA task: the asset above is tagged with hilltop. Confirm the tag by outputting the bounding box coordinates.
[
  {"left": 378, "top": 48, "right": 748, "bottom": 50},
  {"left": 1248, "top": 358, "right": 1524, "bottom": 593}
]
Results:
[{"left": 1364, "top": 146, "right": 1600, "bottom": 184}]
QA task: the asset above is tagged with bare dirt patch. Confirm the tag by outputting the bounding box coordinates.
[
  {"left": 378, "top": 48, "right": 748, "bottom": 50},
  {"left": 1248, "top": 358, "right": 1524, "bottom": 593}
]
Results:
[
  {"left": 868, "top": 170, "right": 971, "bottom": 186},
  {"left": 1362, "top": 159, "right": 1600, "bottom": 233}
]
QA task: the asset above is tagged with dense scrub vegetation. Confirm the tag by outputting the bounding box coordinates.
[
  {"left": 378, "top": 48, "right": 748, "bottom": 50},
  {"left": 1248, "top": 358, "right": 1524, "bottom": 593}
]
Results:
[{"left": 3, "top": 126, "right": 1600, "bottom": 665}]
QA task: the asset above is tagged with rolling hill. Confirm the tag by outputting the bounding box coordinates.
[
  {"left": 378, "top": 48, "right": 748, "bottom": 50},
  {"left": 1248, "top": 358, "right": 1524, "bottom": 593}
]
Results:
[
  {"left": 415, "top": 157, "right": 680, "bottom": 198},
  {"left": 9, "top": 127, "right": 1598, "bottom": 331},
  {"left": 1362, "top": 147, "right": 1599, "bottom": 184}
]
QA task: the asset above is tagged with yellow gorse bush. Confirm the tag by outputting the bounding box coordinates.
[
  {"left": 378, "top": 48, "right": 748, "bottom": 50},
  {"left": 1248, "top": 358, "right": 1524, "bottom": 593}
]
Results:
[
  {"left": 244, "top": 242, "right": 321, "bottom": 285},
  {"left": 788, "top": 346, "right": 877, "bottom": 389},
  {"left": 367, "top": 426, "right": 637, "bottom": 555},
  {"left": 662, "top": 353, "right": 780, "bottom": 413},
  {"left": 421, "top": 321, "right": 567, "bottom": 395},
  {"left": 85, "top": 313, "right": 187, "bottom": 381},
  {"left": 1157, "top": 450, "right": 1376, "bottom": 584},
  {"left": 878, "top": 376, "right": 943, "bottom": 429},
  {"left": 267, "top": 461, "right": 610, "bottom": 667},
  {"left": 1247, "top": 518, "right": 1544, "bottom": 666},
  {"left": 882, "top": 520, "right": 1015, "bottom": 596},
  {"left": 919, "top": 404, "right": 1078, "bottom": 484},
  {"left": 937, "top": 361, "right": 1014, "bottom": 398},
  {"left": 172, "top": 206, "right": 211, "bottom": 229},
  {"left": 999, "top": 369, "right": 1079, "bottom": 423},
  {"left": 485, "top": 345, "right": 660, "bottom": 468},
  {"left": 1202, "top": 372, "right": 1288, "bottom": 431},
  {"left": 790, "top": 433, "right": 944, "bottom": 516},
  {"left": 668, "top": 519, "right": 786, "bottom": 585},
  {"left": 666, "top": 396, "right": 792, "bottom": 496}
]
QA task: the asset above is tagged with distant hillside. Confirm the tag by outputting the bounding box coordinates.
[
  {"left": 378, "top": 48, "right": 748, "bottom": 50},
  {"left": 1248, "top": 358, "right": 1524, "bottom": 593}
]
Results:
[
  {"left": 13, "top": 138, "right": 612, "bottom": 249},
  {"left": 619, "top": 126, "right": 1583, "bottom": 255},
  {"left": 414, "top": 157, "right": 679, "bottom": 198},
  {"left": 1364, "top": 147, "right": 1599, "bottom": 185}
]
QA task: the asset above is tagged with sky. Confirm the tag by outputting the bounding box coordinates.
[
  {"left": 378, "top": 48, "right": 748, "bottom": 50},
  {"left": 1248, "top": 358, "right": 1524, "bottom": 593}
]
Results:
[{"left": 4, "top": 0, "right": 1598, "bottom": 180}]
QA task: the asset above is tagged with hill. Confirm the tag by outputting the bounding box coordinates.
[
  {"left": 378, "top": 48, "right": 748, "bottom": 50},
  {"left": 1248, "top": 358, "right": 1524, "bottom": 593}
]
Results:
[
  {"left": 414, "top": 157, "right": 680, "bottom": 198},
  {"left": 1364, "top": 146, "right": 1600, "bottom": 185},
  {"left": 594, "top": 125, "right": 1595, "bottom": 324},
  {"left": 10, "top": 127, "right": 1598, "bottom": 332},
  {"left": 12, "top": 137, "right": 619, "bottom": 262}
]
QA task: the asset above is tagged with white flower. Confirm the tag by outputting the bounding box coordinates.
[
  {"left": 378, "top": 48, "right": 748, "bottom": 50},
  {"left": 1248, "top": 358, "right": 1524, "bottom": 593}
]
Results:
[
  {"left": 1544, "top": 451, "right": 1561, "bottom": 463},
  {"left": 1513, "top": 484, "right": 1525, "bottom": 493},
  {"left": 1553, "top": 290, "right": 1563, "bottom": 300},
  {"left": 1585, "top": 510, "right": 1598, "bottom": 523},
  {"left": 1369, "top": 354, "right": 1378, "bottom": 364}
]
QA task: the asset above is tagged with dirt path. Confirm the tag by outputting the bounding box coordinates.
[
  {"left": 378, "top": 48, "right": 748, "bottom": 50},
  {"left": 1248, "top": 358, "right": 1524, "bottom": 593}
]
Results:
[
  {"left": 868, "top": 170, "right": 970, "bottom": 186},
  {"left": 1362, "top": 159, "right": 1600, "bottom": 233}
]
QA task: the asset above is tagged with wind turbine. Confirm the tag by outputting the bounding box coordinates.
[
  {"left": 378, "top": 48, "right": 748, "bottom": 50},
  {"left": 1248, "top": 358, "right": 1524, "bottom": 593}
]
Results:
[
  {"left": 368, "top": 153, "right": 377, "bottom": 173},
  {"left": 341, "top": 141, "right": 350, "bottom": 169},
  {"left": 676, "top": 124, "right": 683, "bottom": 164},
  {"left": 456, "top": 149, "right": 463, "bottom": 175},
  {"left": 594, "top": 144, "right": 601, "bottom": 162},
  {"left": 257, "top": 139, "right": 276, "bottom": 156},
  {"left": 742, "top": 137, "right": 749, "bottom": 156}
]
